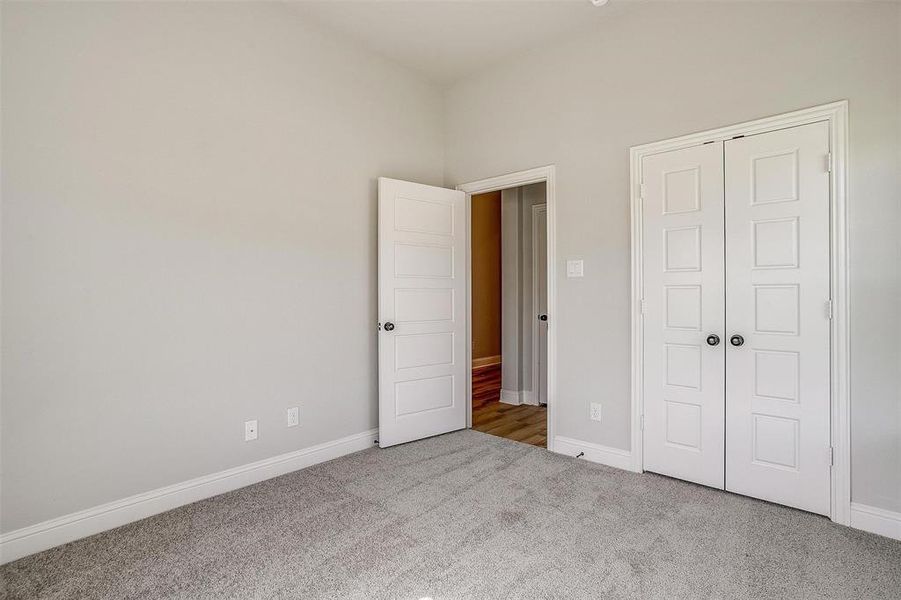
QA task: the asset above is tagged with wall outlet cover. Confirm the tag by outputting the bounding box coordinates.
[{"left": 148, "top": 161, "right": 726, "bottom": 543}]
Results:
[
  {"left": 244, "top": 419, "right": 258, "bottom": 441},
  {"left": 287, "top": 407, "right": 299, "bottom": 427},
  {"left": 589, "top": 402, "right": 602, "bottom": 422}
]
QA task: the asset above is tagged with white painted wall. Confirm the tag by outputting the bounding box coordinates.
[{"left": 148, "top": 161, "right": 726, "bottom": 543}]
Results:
[
  {"left": 499, "top": 183, "right": 546, "bottom": 400},
  {"left": 444, "top": 1, "right": 901, "bottom": 513},
  {"left": 1, "top": 2, "right": 444, "bottom": 533}
]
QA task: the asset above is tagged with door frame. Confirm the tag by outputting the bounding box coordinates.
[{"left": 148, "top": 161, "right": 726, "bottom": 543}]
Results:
[
  {"left": 457, "top": 166, "right": 557, "bottom": 451},
  {"left": 629, "top": 101, "right": 850, "bottom": 525},
  {"left": 531, "top": 203, "right": 548, "bottom": 407}
]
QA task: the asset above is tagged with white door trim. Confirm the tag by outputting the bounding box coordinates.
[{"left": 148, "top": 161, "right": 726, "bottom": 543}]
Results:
[
  {"left": 531, "top": 203, "right": 548, "bottom": 407},
  {"left": 629, "top": 101, "right": 850, "bottom": 525},
  {"left": 530, "top": 203, "right": 550, "bottom": 404},
  {"left": 457, "top": 166, "right": 557, "bottom": 451}
]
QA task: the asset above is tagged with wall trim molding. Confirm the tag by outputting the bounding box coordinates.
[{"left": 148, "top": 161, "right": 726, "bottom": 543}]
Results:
[
  {"left": 553, "top": 436, "right": 638, "bottom": 473},
  {"left": 521, "top": 390, "right": 538, "bottom": 406},
  {"left": 629, "top": 101, "right": 851, "bottom": 524},
  {"left": 531, "top": 203, "right": 548, "bottom": 409},
  {"left": 498, "top": 389, "right": 540, "bottom": 406},
  {"left": 0, "top": 428, "right": 378, "bottom": 565},
  {"left": 472, "top": 355, "right": 501, "bottom": 369},
  {"left": 850, "top": 503, "right": 901, "bottom": 541},
  {"left": 499, "top": 389, "right": 523, "bottom": 405}
]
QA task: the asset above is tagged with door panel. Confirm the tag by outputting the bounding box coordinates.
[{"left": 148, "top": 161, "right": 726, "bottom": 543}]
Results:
[
  {"left": 378, "top": 178, "right": 466, "bottom": 448},
  {"left": 642, "top": 142, "right": 726, "bottom": 489},
  {"left": 724, "top": 121, "right": 831, "bottom": 516}
]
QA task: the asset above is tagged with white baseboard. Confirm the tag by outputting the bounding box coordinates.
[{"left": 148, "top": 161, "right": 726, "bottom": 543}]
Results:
[
  {"left": 850, "top": 502, "right": 901, "bottom": 541},
  {"left": 472, "top": 355, "right": 501, "bottom": 369},
  {"left": 553, "top": 435, "right": 637, "bottom": 473},
  {"left": 521, "top": 390, "right": 538, "bottom": 406},
  {"left": 500, "top": 390, "right": 539, "bottom": 406},
  {"left": 499, "top": 389, "right": 523, "bottom": 405},
  {"left": 0, "top": 428, "right": 378, "bottom": 565}
]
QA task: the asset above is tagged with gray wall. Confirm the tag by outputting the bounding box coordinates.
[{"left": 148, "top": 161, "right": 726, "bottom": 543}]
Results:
[
  {"left": 0, "top": 2, "right": 444, "bottom": 532},
  {"left": 500, "top": 183, "right": 546, "bottom": 397},
  {"left": 444, "top": 1, "right": 901, "bottom": 513},
  {"left": 518, "top": 183, "right": 547, "bottom": 398},
  {"left": 500, "top": 188, "right": 522, "bottom": 392}
]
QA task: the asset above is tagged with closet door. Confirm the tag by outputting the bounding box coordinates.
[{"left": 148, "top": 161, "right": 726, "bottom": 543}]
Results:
[
  {"left": 724, "top": 122, "right": 831, "bottom": 516},
  {"left": 642, "top": 142, "right": 726, "bottom": 489}
]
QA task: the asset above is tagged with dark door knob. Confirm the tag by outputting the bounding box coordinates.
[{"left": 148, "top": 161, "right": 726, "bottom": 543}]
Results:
[
  {"left": 706, "top": 334, "right": 720, "bottom": 346},
  {"left": 730, "top": 334, "right": 744, "bottom": 347},
  {"left": 383, "top": 322, "right": 395, "bottom": 332},
  {"left": 538, "top": 314, "right": 548, "bottom": 321}
]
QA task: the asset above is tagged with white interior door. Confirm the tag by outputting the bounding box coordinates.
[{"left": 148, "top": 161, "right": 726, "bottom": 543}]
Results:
[
  {"left": 642, "top": 143, "right": 726, "bottom": 489},
  {"left": 724, "top": 122, "right": 832, "bottom": 515},
  {"left": 378, "top": 178, "right": 467, "bottom": 448},
  {"left": 533, "top": 204, "right": 548, "bottom": 406}
]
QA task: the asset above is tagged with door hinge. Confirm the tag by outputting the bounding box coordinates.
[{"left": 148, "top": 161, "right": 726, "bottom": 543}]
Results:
[
  {"left": 639, "top": 182, "right": 646, "bottom": 200},
  {"left": 828, "top": 446, "right": 834, "bottom": 466},
  {"left": 640, "top": 299, "right": 647, "bottom": 315},
  {"left": 825, "top": 300, "right": 834, "bottom": 320},
  {"left": 826, "top": 152, "right": 833, "bottom": 173},
  {"left": 640, "top": 414, "right": 645, "bottom": 431}
]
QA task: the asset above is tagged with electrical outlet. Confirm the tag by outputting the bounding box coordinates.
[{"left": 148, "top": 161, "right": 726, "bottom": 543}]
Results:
[
  {"left": 244, "top": 419, "right": 258, "bottom": 441},
  {"left": 589, "top": 402, "right": 602, "bottom": 422},
  {"left": 287, "top": 406, "right": 299, "bottom": 427}
]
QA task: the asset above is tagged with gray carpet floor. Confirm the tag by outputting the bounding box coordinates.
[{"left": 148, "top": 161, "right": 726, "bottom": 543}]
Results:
[{"left": 2, "top": 430, "right": 900, "bottom": 599}]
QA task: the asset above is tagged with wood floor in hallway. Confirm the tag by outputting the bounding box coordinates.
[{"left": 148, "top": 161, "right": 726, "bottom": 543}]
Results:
[{"left": 471, "top": 364, "right": 547, "bottom": 448}]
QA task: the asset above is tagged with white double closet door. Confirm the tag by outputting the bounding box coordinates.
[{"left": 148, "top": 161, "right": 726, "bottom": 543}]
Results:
[{"left": 642, "top": 121, "right": 832, "bottom": 516}]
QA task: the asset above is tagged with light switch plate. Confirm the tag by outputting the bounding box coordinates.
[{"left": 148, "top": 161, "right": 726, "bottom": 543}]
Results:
[{"left": 567, "top": 259, "right": 584, "bottom": 278}]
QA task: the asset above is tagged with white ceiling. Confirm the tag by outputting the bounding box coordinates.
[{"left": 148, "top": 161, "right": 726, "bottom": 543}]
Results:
[{"left": 289, "top": 0, "right": 641, "bottom": 87}]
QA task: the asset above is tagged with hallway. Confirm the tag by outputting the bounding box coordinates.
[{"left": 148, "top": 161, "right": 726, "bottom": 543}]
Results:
[{"left": 472, "top": 365, "right": 547, "bottom": 448}]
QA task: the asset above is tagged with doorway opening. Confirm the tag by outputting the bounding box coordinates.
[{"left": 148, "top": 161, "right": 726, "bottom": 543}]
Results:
[{"left": 469, "top": 183, "right": 548, "bottom": 448}]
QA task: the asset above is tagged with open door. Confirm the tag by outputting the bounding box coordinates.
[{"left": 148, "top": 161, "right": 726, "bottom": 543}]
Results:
[{"left": 378, "top": 178, "right": 467, "bottom": 448}]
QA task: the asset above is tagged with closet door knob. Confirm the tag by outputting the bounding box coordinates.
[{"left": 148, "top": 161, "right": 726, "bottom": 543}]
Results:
[
  {"left": 706, "top": 334, "right": 720, "bottom": 346},
  {"left": 383, "top": 322, "right": 395, "bottom": 332},
  {"left": 730, "top": 334, "right": 744, "bottom": 347},
  {"left": 538, "top": 314, "right": 548, "bottom": 322}
]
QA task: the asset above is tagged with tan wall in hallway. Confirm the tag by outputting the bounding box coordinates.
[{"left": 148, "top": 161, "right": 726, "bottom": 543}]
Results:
[{"left": 471, "top": 191, "right": 502, "bottom": 362}]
